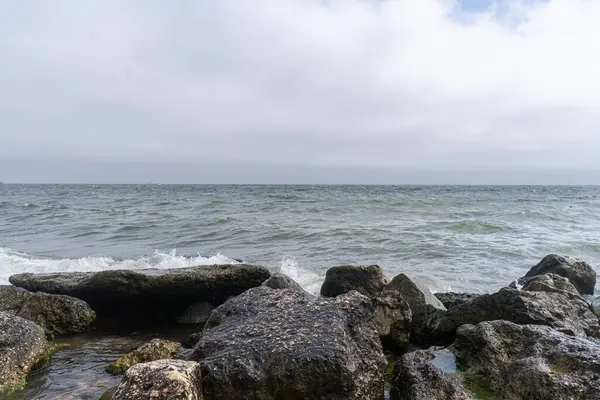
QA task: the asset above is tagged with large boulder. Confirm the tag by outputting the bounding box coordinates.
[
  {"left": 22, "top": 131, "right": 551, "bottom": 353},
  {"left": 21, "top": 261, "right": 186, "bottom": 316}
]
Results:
[
  {"left": 452, "top": 320, "right": 600, "bottom": 399},
  {"left": 521, "top": 273, "right": 580, "bottom": 295},
  {"left": 434, "top": 292, "right": 480, "bottom": 309},
  {"left": 0, "top": 285, "right": 95, "bottom": 338},
  {"left": 438, "top": 287, "right": 600, "bottom": 342},
  {"left": 373, "top": 290, "right": 412, "bottom": 351},
  {"left": 390, "top": 349, "right": 471, "bottom": 400},
  {"left": 385, "top": 274, "right": 446, "bottom": 345},
  {"left": 0, "top": 312, "right": 51, "bottom": 393},
  {"left": 107, "top": 338, "right": 183, "bottom": 375},
  {"left": 9, "top": 264, "right": 270, "bottom": 328},
  {"left": 520, "top": 254, "right": 596, "bottom": 295},
  {"left": 112, "top": 359, "right": 202, "bottom": 400},
  {"left": 320, "top": 265, "right": 388, "bottom": 298},
  {"left": 189, "top": 286, "right": 386, "bottom": 400}
]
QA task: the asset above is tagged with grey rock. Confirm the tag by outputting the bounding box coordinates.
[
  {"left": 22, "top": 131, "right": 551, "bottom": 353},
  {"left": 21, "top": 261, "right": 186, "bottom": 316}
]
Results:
[
  {"left": 385, "top": 274, "right": 446, "bottom": 345},
  {"left": 112, "top": 359, "right": 202, "bottom": 400},
  {"left": 177, "top": 302, "right": 215, "bottom": 325},
  {"left": 262, "top": 273, "right": 313, "bottom": 297},
  {"left": 0, "top": 285, "right": 96, "bottom": 338},
  {"left": 520, "top": 254, "right": 597, "bottom": 295},
  {"left": 190, "top": 286, "right": 386, "bottom": 400},
  {"left": 320, "top": 265, "right": 389, "bottom": 298},
  {"left": 521, "top": 273, "right": 580, "bottom": 295},
  {"left": 434, "top": 292, "right": 480, "bottom": 309},
  {"left": 390, "top": 349, "right": 471, "bottom": 400},
  {"left": 9, "top": 264, "right": 270, "bottom": 327},
  {"left": 106, "top": 338, "right": 183, "bottom": 375},
  {"left": 373, "top": 290, "right": 412, "bottom": 351},
  {"left": 452, "top": 320, "right": 600, "bottom": 400},
  {"left": 439, "top": 287, "right": 600, "bottom": 342},
  {"left": 0, "top": 312, "right": 50, "bottom": 393},
  {"left": 182, "top": 332, "right": 203, "bottom": 349}
]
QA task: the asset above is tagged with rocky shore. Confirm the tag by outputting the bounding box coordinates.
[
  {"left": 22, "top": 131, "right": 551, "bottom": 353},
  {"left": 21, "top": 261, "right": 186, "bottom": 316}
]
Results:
[{"left": 1, "top": 254, "right": 600, "bottom": 399}]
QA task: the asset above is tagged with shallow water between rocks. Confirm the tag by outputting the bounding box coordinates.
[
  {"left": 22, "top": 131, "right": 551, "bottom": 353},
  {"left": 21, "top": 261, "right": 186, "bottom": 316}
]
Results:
[{"left": 4, "top": 329, "right": 196, "bottom": 400}]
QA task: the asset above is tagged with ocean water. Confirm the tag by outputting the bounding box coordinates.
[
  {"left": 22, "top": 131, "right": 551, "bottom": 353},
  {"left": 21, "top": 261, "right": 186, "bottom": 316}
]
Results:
[{"left": 1, "top": 184, "right": 600, "bottom": 295}]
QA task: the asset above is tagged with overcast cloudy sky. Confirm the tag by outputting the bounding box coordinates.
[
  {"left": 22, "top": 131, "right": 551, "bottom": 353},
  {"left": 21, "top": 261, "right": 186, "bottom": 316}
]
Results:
[{"left": 1, "top": 0, "right": 600, "bottom": 184}]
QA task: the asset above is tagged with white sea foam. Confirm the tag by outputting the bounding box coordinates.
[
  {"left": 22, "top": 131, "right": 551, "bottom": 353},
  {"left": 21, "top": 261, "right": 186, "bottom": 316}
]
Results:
[
  {"left": 0, "top": 247, "right": 240, "bottom": 285},
  {"left": 279, "top": 256, "right": 324, "bottom": 296}
]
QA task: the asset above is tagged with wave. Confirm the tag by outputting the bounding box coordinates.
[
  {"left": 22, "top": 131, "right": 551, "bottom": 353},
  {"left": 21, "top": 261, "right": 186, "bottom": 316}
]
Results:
[
  {"left": 0, "top": 248, "right": 241, "bottom": 285},
  {"left": 279, "top": 257, "right": 323, "bottom": 295}
]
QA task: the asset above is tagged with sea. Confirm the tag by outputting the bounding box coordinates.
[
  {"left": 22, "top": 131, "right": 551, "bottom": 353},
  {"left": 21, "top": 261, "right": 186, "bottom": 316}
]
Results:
[{"left": 2, "top": 184, "right": 600, "bottom": 295}]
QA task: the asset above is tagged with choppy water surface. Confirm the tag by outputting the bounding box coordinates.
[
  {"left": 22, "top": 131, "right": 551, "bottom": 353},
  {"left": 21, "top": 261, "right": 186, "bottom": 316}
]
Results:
[{"left": 2, "top": 184, "right": 600, "bottom": 294}]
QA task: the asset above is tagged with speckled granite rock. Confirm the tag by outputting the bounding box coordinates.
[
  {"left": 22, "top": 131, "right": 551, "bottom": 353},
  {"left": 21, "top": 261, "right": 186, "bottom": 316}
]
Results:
[
  {"left": 373, "top": 290, "right": 412, "bottom": 351},
  {"left": 519, "top": 254, "right": 596, "bottom": 295},
  {"left": 521, "top": 273, "right": 580, "bottom": 295},
  {"left": 112, "top": 359, "right": 202, "bottom": 400},
  {"left": 190, "top": 286, "right": 386, "bottom": 399},
  {"left": 320, "top": 265, "right": 389, "bottom": 297},
  {"left": 107, "top": 338, "right": 182, "bottom": 375},
  {"left": 0, "top": 312, "right": 51, "bottom": 393},
  {"left": 9, "top": 264, "right": 270, "bottom": 328},
  {"left": 0, "top": 285, "right": 95, "bottom": 338}
]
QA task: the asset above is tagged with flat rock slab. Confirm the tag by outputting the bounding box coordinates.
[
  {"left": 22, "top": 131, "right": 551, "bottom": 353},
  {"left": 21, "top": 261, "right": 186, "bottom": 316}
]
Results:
[{"left": 9, "top": 265, "right": 270, "bottom": 328}]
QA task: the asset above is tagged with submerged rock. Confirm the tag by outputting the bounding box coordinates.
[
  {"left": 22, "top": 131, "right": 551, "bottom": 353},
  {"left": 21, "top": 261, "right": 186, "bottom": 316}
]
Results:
[
  {"left": 390, "top": 349, "right": 471, "bottom": 400},
  {"left": 320, "top": 265, "right": 389, "bottom": 298},
  {"left": 0, "top": 312, "right": 51, "bottom": 393},
  {"left": 190, "top": 286, "right": 386, "bottom": 400},
  {"left": 453, "top": 320, "right": 600, "bottom": 399},
  {"left": 107, "top": 338, "right": 182, "bottom": 375},
  {"left": 112, "top": 359, "right": 202, "bottom": 400},
  {"left": 9, "top": 264, "right": 270, "bottom": 328},
  {"left": 0, "top": 285, "right": 95, "bottom": 338},
  {"left": 520, "top": 254, "right": 596, "bottom": 295},
  {"left": 521, "top": 273, "right": 580, "bottom": 295},
  {"left": 434, "top": 292, "right": 480, "bottom": 309},
  {"left": 439, "top": 287, "right": 600, "bottom": 342},
  {"left": 385, "top": 274, "right": 446, "bottom": 345},
  {"left": 373, "top": 290, "right": 412, "bottom": 351}
]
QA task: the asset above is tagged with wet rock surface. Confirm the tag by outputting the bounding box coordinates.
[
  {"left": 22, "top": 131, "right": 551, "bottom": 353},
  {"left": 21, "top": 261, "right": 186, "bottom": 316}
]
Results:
[
  {"left": 438, "top": 287, "right": 600, "bottom": 341},
  {"left": 0, "top": 312, "right": 50, "bottom": 394},
  {"left": 320, "top": 265, "right": 389, "bottom": 297},
  {"left": 190, "top": 286, "right": 386, "bottom": 400},
  {"left": 434, "top": 292, "right": 480, "bottom": 309},
  {"left": 0, "top": 285, "right": 96, "bottom": 338},
  {"left": 106, "top": 338, "right": 182, "bottom": 375},
  {"left": 390, "top": 349, "right": 471, "bottom": 400},
  {"left": 452, "top": 320, "right": 600, "bottom": 400},
  {"left": 521, "top": 273, "right": 580, "bottom": 295},
  {"left": 112, "top": 359, "right": 202, "bottom": 400},
  {"left": 520, "top": 254, "right": 597, "bottom": 295},
  {"left": 385, "top": 274, "right": 446, "bottom": 345},
  {"left": 373, "top": 290, "right": 412, "bottom": 351},
  {"left": 9, "top": 264, "right": 270, "bottom": 328}
]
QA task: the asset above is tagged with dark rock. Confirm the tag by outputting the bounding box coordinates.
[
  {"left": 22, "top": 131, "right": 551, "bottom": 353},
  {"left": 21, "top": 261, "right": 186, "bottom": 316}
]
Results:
[
  {"left": 373, "top": 290, "right": 412, "bottom": 352},
  {"left": 521, "top": 273, "right": 580, "bottom": 295},
  {"left": 262, "top": 273, "right": 312, "bottom": 296},
  {"left": 320, "top": 265, "right": 389, "bottom": 298},
  {"left": 452, "top": 320, "right": 600, "bottom": 399},
  {"left": 520, "top": 254, "right": 597, "bottom": 295},
  {"left": 182, "top": 332, "right": 203, "bottom": 349},
  {"left": 112, "top": 359, "right": 202, "bottom": 400},
  {"left": 176, "top": 302, "right": 215, "bottom": 325},
  {"left": 107, "top": 338, "right": 183, "bottom": 375},
  {"left": 0, "top": 312, "right": 51, "bottom": 393},
  {"left": 385, "top": 274, "right": 446, "bottom": 345},
  {"left": 9, "top": 264, "right": 270, "bottom": 328},
  {"left": 438, "top": 287, "right": 600, "bottom": 343},
  {"left": 0, "top": 285, "right": 96, "bottom": 338},
  {"left": 434, "top": 292, "right": 480, "bottom": 309},
  {"left": 190, "top": 286, "right": 386, "bottom": 399},
  {"left": 390, "top": 349, "right": 471, "bottom": 400}
]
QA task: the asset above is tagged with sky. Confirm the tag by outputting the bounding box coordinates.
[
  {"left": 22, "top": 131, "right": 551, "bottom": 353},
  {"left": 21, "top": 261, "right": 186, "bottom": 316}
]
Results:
[{"left": 1, "top": 0, "right": 600, "bottom": 184}]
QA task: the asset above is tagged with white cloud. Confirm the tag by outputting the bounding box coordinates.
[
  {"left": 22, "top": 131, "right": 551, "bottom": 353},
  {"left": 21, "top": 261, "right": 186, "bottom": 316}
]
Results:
[{"left": 1, "top": 0, "right": 600, "bottom": 178}]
